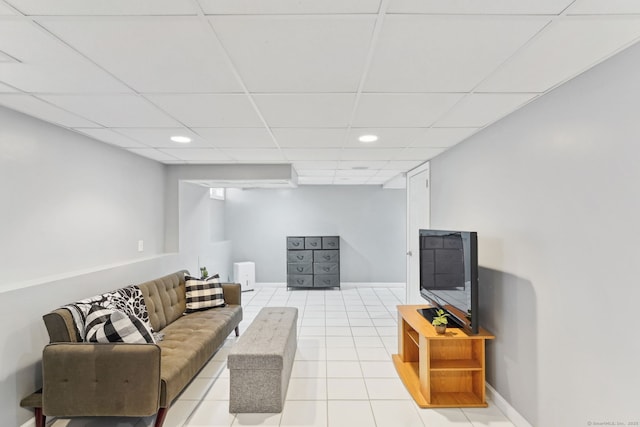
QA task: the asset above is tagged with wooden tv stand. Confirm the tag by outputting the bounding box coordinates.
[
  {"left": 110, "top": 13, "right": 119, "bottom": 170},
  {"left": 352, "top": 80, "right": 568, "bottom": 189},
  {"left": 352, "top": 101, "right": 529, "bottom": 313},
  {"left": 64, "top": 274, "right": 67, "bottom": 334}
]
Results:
[{"left": 392, "top": 305, "right": 495, "bottom": 408}]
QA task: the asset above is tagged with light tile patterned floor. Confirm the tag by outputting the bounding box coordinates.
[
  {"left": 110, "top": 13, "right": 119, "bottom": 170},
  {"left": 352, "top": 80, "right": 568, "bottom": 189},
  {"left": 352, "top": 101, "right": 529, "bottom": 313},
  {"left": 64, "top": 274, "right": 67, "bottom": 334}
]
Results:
[{"left": 48, "top": 285, "right": 514, "bottom": 427}]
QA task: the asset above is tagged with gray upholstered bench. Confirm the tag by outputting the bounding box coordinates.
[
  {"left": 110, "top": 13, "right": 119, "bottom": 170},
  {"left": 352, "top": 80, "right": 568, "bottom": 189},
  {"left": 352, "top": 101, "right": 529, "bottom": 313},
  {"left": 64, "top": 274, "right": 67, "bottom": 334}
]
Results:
[{"left": 227, "top": 307, "right": 298, "bottom": 413}]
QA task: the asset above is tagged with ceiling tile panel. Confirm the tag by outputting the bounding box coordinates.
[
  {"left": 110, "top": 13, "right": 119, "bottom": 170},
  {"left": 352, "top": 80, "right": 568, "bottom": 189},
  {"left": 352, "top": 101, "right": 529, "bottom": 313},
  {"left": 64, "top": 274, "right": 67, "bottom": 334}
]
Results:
[
  {"left": 272, "top": 128, "right": 347, "bottom": 148},
  {"left": 353, "top": 93, "right": 464, "bottom": 127},
  {"left": 73, "top": 128, "right": 148, "bottom": 148},
  {"left": 254, "top": 94, "right": 356, "bottom": 127},
  {"left": 0, "top": 2, "right": 636, "bottom": 186},
  {"left": 39, "top": 94, "right": 180, "bottom": 127},
  {"left": 199, "top": 0, "right": 382, "bottom": 14},
  {"left": 194, "top": 128, "right": 277, "bottom": 148},
  {"left": 338, "top": 160, "right": 388, "bottom": 169},
  {"left": 396, "top": 147, "right": 445, "bottom": 160},
  {"left": 345, "top": 127, "right": 427, "bottom": 147},
  {"left": 364, "top": 15, "right": 550, "bottom": 92},
  {"left": 283, "top": 148, "right": 344, "bottom": 161},
  {"left": 411, "top": 127, "right": 479, "bottom": 148},
  {"left": 211, "top": 15, "right": 376, "bottom": 92},
  {"left": 335, "top": 169, "right": 378, "bottom": 177},
  {"left": 146, "top": 94, "right": 264, "bottom": 127},
  {"left": 375, "top": 169, "right": 404, "bottom": 177},
  {"left": 384, "top": 160, "right": 424, "bottom": 170},
  {"left": 222, "top": 148, "right": 285, "bottom": 162},
  {"left": 477, "top": 18, "right": 640, "bottom": 93},
  {"left": 341, "top": 148, "right": 403, "bottom": 160},
  {"left": 566, "top": 0, "right": 640, "bottom": 15},
  {"left": 0, "top": 94, "right": 98, "bottom": 127},
  {"left": 39, "top": 17, "right": 242, "bottom": 93},
  {"left": 6, "top": 0, "right": 197, "bottom": 15},
  {"left": 110, "top": 128, "right": 213, "bottom": 148},
  {"left": 292, "top": 161, "right": 339, "bottom": 170},
  {"left": 387, "top": 0, "right": 574, "bottom": 14},
  {"left": 435, "top": 93, "right": 537, "bottom": 127},
  {"left": 0, "top": 21, "right": 132, "bottom": 93},
  {"left": 296, "top": 169, "right": 336, "bottom": 177},
  {"left": 158, "top": 148, "right": 232, "bottom": 162}
]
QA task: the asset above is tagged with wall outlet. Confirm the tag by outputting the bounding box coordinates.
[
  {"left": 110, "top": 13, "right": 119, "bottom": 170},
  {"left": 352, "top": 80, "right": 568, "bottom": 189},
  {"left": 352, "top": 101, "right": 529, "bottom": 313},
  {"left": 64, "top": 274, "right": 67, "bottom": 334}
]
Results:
[{"left": 137, "top": 240, "right": 144, "bottom": 252}]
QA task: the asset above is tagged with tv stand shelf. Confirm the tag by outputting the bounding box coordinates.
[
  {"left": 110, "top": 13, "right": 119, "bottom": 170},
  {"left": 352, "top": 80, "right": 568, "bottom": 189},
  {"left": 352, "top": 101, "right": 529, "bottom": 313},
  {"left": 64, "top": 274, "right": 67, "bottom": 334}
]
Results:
[{"left": 393, "top": 305, "right": 495, "bottom": 408}]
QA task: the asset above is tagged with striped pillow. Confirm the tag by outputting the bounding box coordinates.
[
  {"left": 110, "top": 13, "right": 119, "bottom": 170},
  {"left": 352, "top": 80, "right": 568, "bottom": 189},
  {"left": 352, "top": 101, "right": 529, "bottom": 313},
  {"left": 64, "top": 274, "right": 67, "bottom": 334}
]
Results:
[
  {"left": 185, "top": 274, "right": 225, "bottom": 313},
  {"left": 85, "top": 305, "right": 155, "bottom": 344}
]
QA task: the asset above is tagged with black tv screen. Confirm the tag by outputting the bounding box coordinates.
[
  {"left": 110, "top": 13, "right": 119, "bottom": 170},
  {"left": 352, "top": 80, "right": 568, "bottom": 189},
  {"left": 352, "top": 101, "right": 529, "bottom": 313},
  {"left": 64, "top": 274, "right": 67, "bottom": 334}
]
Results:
[{"left": 419, "top": 229, "right": 479, "bottom": 334}]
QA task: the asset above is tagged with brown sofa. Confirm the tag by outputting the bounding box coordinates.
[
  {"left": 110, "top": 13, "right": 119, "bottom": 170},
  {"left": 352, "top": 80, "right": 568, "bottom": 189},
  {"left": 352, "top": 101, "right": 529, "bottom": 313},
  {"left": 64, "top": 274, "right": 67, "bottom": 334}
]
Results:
[{"left": 22, "top": 270, "right": 243, "bottom": 427}]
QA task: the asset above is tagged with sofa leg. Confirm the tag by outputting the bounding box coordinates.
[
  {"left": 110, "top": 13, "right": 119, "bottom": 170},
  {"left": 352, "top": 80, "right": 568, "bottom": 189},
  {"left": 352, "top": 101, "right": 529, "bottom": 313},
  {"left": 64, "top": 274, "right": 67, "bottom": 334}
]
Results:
[
  {"left": 155, "top": 407, "right": 168, "bottom": 427},
  {"left": 34, "top": 408, "right": 45, "bottom": 427},
  {"left": 235, "top": 326, "right": 240, "bottom": 337}
]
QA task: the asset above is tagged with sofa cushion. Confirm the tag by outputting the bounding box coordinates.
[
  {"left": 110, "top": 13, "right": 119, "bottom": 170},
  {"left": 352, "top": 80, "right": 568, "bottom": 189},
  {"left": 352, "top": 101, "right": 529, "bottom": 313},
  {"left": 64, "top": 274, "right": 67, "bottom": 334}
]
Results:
[
  {"left": 85, "top": 306, "right": 155, "bottom": 344},
  {"left": 185, "top": 274, "right": 225, "bottom": 313},
  {"left": 137, "top": 271, "right": 187, "bottom": 332},
  {"left": 157, "top": 304, "right": 242, "bottom": 406}
]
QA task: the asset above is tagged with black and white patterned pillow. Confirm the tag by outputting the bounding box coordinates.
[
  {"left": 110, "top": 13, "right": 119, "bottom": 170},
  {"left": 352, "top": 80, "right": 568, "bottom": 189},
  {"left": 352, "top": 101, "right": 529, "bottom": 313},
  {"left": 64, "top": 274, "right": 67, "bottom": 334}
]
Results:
[
  {"left": 66, "top": 285, "right": 153, "bottom": 340},
  {"left": 185, "top": 274, "right": 225, "bottom": 313},
  {"left": 85, "top": 305, "right": 155, "bottom": 344}
]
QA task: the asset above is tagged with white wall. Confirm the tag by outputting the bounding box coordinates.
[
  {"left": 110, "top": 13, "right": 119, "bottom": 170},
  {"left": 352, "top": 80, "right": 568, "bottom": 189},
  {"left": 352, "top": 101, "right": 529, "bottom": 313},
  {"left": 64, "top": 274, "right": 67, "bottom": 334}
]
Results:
[
  {"left": 0, "top": 106, "right": 165, "bottom": 290},
  {"left": 224, "top": 186, "right": 406, "bottom": 283},
  {"left": 179, "top": 182, "right": 231, "bottom": 281},
  {"left": 0, "top": 106, "right": 181, "bottom": 426},
  {"left": 429, "top": 43, "right": 640, "bottom": 425}
]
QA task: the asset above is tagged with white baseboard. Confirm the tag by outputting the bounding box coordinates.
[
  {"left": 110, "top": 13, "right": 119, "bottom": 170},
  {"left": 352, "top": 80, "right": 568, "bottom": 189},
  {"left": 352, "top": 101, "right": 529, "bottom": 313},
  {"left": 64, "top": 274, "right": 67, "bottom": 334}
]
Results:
[
  {"left": 256, "top": 282, "right": 405, "bottom": 289},
  {"left": 486, "top": 383, "right": 532, "bottom": 427}
]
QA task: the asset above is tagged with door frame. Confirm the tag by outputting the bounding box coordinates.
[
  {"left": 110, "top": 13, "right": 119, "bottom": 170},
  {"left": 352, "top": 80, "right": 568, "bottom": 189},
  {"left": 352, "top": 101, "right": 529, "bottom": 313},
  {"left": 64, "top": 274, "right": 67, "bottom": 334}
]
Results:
[{"left": 405, "top": 162, "right": 430, "bottom": 304}]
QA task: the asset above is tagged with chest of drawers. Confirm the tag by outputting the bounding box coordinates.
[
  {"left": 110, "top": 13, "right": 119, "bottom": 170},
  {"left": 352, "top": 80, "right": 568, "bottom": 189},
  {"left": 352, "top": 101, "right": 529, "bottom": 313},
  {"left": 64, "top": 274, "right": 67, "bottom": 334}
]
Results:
[{"left": 287, "top": 236, "right": 340, "bottom": 289}]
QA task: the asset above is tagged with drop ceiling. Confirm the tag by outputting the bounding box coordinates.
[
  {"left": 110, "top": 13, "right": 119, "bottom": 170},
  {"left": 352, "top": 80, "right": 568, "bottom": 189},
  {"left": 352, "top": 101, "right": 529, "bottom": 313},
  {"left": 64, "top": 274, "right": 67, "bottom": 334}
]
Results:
[{"left": 1, "top": 0, "right": 640, "bottom": 186}]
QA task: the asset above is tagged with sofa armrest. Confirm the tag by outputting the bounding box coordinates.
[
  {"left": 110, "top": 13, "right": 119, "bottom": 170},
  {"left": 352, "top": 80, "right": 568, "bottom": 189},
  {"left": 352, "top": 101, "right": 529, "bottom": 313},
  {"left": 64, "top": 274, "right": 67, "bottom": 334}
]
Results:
[
  {"left": 42, "top": 343, "right": 161, "bottom": 417},
  {"left": 222, "top": 282, "right": 242, "bottom": 306}
]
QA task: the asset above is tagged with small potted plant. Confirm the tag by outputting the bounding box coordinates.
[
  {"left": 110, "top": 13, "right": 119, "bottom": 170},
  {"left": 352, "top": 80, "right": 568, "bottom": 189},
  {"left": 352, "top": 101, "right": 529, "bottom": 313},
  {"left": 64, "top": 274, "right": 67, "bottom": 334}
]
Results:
[
  {"left": 432, "top": 309, "right": 450, "bottom": 335},
  {"left": 200, "top": 266, "right": 209, "bottom": 279}
]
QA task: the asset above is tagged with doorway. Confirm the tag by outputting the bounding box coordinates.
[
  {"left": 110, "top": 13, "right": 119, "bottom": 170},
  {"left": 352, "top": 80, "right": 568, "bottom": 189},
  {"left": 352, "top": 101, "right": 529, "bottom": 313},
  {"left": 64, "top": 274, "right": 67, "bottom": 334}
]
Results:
[{"left": 406, "top": 163, "right": 430, "bottom": 304}]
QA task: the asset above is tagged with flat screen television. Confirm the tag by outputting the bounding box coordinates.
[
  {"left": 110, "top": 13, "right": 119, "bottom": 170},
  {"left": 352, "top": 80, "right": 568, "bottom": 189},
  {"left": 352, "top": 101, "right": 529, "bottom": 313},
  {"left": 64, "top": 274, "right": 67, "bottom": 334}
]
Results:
[{"left": 418, "top": 229, "right": 479, "bottom": 334}]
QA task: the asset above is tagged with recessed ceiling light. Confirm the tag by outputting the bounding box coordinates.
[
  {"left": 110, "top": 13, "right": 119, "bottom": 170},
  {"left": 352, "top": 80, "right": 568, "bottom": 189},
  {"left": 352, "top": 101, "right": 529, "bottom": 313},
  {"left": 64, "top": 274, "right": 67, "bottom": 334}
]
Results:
[
  {"left": 170, "top": 135, "right": 192, "bottom": 144},
  {"left": 358, "top": 134, "right": 378, "bottom": 143}
]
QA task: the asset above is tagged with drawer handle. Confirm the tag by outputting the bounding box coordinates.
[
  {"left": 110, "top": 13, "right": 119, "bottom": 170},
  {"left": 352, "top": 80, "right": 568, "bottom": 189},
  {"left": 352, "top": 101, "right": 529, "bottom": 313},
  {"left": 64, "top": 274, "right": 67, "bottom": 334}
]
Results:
[
  {"left": 296, "top": 267, "right": 304, "bottom": 272},
  {"left": 296, "top": 279, "right": 304, "bottom": 284},
  {"left": 297, "top": 255, "right": 304, "bottom": 260},
  {"left": 328, "top": 242, "right": 335, "bottom": 246},
  {"left": 322, "top": 267, "right": 330, "bottom": 272},
  {"left": 311, "top": 242, "right": 317, "bottom": 246},
  {"left": 323, "top": 279, "right": 330, "bottom": 284},
  {"left": 292, "top": 242, "right": 300, "bottom": 247},
  {"left": 323, "top": 255, "right": 330, "bottom": 260}
]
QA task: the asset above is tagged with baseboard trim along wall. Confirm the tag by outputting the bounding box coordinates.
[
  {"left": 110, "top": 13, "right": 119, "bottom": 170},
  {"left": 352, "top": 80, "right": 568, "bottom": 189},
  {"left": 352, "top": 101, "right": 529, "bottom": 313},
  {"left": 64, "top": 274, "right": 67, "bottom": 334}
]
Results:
[
  {"left": 256, "top": 282, "right": 406, "bottom": 289},
  {"left": 486, "top": 383, "right": 532, "bottom": 427}
]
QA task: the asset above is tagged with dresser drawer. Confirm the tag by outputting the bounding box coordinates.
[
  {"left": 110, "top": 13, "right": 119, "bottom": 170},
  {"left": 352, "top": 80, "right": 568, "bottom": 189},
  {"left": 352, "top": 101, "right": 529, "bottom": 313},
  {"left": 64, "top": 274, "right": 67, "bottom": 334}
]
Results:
[
  {"left": 314, "top": 275, "right": 339, "bottom": 288},
  {"left": 314, "top": 262, "right": 339, "bottom": 275},
  {"left": 287, "top": 237, "right": 304, "bottom": 250},
  {"left": 287, "top": 250, "right": 313, "bottom": 263},
  {"left": 305, "top": 237, "right": 322, "bottom": 249},
  {"left": 314, "top": 250, "right": 339, "bottom": 263},
  {"left": 288, "top": 275, "right": 313, "bottom": 288},
  {"left": 322, "top": 236, "right": 339, "bottom": 249},
  {"left": 288, "top": 262, "right": 312, "bottom": 274}
]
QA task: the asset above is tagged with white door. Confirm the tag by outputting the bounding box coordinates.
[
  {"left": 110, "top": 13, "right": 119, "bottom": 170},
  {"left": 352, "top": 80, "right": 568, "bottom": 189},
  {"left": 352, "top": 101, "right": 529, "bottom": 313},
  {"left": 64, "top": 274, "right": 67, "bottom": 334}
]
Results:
[{"left": 406, "top": 163, "right": 430, "bottom": 304}]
